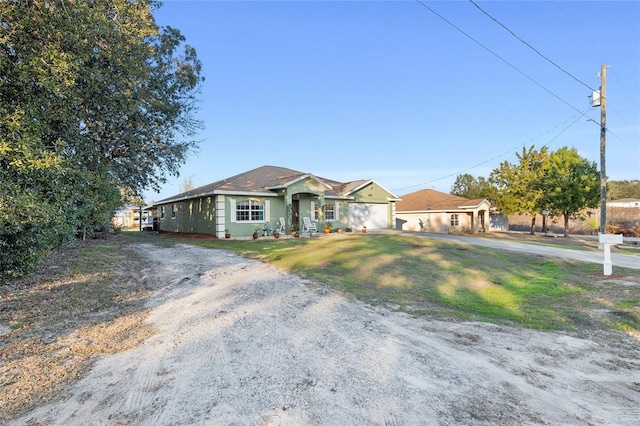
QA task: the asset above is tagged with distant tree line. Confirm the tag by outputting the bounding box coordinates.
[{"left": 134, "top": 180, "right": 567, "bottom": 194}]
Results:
[
  {"left": 1, "top": 1, "right": 203, "bottom": 279},
  {"left": 607, "top": 180, "right": 640, "bottom": 200},
  {"left": 450, "top": 146, "right": 605, "bottom": 237}
]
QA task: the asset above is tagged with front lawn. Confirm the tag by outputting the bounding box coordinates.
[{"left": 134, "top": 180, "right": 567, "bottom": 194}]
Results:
[{"left": 189, "top": 233, "right": 640, "bottom": 334}]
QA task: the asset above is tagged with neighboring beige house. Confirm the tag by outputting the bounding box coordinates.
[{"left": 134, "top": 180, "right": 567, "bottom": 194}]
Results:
[
  {"left": 153, "top": 165, "right": 400, "bottom": 238},
  {"left": 608, "top": 198, "right": 640, "bottom": 208},
  {"left": 112, "top": 205, "right": 154, "bottom": 230},
  {"left": 396, "top": 189, "right": 492, "bottom": 234}
]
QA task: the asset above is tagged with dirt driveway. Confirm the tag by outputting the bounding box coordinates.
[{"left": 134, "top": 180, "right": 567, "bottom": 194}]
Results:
[{"left": 9, "top": 242, "right": 640, "bottom": 425}]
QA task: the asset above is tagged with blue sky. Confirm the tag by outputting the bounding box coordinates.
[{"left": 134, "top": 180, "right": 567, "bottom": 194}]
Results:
[{"left": 145, "top": 0, "right": 639, "bottom": 203}]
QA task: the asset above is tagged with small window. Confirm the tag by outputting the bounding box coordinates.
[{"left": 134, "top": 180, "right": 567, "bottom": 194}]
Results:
[
  {"left": 236, "top": 200, "right": 264, "bottom": 222},
  {"left": 160, "top": 206, "right": 165, "bottom": 219},
  {"left": 171, "top": 204, "right": 176, "bottom": 219},
  {"left": 324, "top": 203, "right": 335, "bottom": 221},
  {"left": 450, "top": 214, "right": 459, "bottom": 227}
]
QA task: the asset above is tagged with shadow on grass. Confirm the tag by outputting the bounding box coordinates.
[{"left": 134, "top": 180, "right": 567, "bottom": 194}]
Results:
[
  {"left": 190, "top": 233, "right": 640, "bottom": 334},
  {"left": 0, "top": 235, "right": 156, "bottom": 421}
]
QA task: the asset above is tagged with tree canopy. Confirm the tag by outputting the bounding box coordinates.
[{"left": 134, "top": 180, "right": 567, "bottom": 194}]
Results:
[
  {"left": 450, "top": 174, "right": 495, "bottom": 200},
  {"left": 489, "top": 146, "right": 549, "bottom": 234},
  {"left": 1, "top": 0, "right": 203, "bottom": 278},
  {"left": 542, "top": 147, "right": 600, "bottom": 237},
  {"left": 607, "top": 180, "right": 640, "bottom": 200},
  {"left": 484, "top": 145, "right": 601, "bottom": 237}
]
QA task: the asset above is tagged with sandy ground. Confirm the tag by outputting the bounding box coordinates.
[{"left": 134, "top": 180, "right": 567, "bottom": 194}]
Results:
[{"left": 9, "top": 243, "right": 640, "bottom": 425}]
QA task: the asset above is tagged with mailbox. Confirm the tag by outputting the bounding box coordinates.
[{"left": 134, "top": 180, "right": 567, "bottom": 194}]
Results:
[{"left": 598, "top": 233, "right": 623, "bottom": 245}]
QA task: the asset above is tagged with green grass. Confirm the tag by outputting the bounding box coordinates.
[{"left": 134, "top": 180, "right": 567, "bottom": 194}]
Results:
[{"left": 145, "top": 233, "right": 640, "bottom": 334}]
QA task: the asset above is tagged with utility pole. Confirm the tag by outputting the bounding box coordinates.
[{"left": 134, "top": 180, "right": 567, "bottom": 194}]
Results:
[{"left": 599, "top": 64, "right": 607, "bottom": 234}]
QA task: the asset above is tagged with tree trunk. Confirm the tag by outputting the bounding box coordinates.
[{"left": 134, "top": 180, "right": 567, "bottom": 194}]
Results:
[
  {"left": 103, "top": 217, "right": 111, "bottom": 239},
  {"left": 530, "top": 216, "right": 536, "bottom": 235},
  {"left": 563, "top": 214, "right": 569, "bottom": 237}
]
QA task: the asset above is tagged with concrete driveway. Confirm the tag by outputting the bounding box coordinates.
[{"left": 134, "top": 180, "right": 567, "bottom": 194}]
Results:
[{"left": 371, "top": 229, "right": 640, "bottom": 271}]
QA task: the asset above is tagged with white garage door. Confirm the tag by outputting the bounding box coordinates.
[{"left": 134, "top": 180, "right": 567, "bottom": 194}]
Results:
[{"left": 348, "top": 203, "right": 388, "bottom": 229}]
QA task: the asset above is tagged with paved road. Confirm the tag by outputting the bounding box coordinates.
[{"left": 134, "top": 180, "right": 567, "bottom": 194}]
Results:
[{"left": 371, "top": 229, "right": 640, "bottom": 271}]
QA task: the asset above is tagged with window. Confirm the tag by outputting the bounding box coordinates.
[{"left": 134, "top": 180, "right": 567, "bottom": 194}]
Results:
[
  {"left": 450, "top": 214, "right": 459, "bottom": 227},
  {"left": 236, "top": 200, "right": 264, "bottom": 222},
  {"left": 160, "top": 206, "right": 165, "bottom": 219},
  {"left": 324, "top": 202, "right": 335, "bottom": 220},
  {"left": 171, "top": 204, "right": 176, "bottom": 219}
]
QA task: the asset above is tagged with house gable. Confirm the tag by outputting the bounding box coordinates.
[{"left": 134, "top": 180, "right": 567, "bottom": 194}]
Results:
[
  {"left": 285, "top": 175, "right": 330, "bottom": 197},
  {"left": 347, "top": 180, "right": 399, "bottom": 203}
]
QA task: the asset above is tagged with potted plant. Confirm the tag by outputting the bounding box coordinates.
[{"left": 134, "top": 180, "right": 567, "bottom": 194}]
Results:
[
  {"left": 253, "top": 228, "right": 259, "bottom": 239},
  {"left": 273, "top": 231, "right": 280, "bottom": 239},
  {"left": 323, "top": 222, "right": 333, "bottom": 234},
  {"left": 294, "top": 231, "right": 300, "bottom": 238},
  {"left": 224, "top": 229, "right": 230, "bottom": 239},
  {"left": 362, "top": 225, "right": 367, "bottom": 233},
  {"left": 336, "top": 227, "right": 343, "bottom": 234},
  {"left": 345, "top": 227, "right": 353, "bottom": 233}
]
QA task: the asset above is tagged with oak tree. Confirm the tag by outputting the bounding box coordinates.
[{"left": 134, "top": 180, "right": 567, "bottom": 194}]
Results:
[
  {"left": 1, "top": 0, "right": 203, "bottom": 277},
  {"left": 542, "top": 147, "right": 600, "bottom": 237},
  {"left": 489, "top": 146, "right": 549, "bottom": 234}
]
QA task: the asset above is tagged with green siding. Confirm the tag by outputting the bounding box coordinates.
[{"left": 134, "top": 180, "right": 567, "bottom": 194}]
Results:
[
  {"left": 351, "top": 182, "right": 392, "bottom": 203},
  {"left": 158, "top": 197, "right": 216, "bottom": 234},
  {"left": 226, "top": 195, "right": 286, "bottom": 237},
  {"left": 288, "top": 177, "right": 326, "bottom": 195},
  {"left": 157, "top": 178, "right": 395, "bottom": 235}
]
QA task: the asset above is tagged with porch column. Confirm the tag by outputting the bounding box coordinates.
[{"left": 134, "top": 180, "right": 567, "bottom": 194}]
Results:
[
  {"left": 472, "top": 210, "right": 478, "bottom": 233},
  {"left": 319, "top": 194, "right": 325, "bottom": 223}
]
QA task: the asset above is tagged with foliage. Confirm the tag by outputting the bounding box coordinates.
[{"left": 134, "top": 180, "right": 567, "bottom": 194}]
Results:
[
  {"left": 0, "top": 0, "right": 202, "bottom": 278},
  {"left": 608, "top": 180, "right": 640, "bottom": 200},
  {"left": 542, "top": 147, "right": 600, "bottom": 237},
  {"left": 489, "top": 146, "right": 549, "bottom": 234},
  {"left": 450, "top": 174, "right": 495, "bottom": 200},
  {"left": 0, "top": 140, "right": 121, "bottom": 278},
  {"left": 178, "top": 175, "right": 197, "bottom": 194}
]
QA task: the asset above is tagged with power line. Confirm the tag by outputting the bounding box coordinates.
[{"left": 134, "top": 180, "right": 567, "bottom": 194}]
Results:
[
  {"left": 414, "top": 0, "right": 591, "bottom": 118},
  {"left": 468, "top": 0, "right": 597, "bottom": 92},
  {"left": 392, "top": 108, "right": 592, "bottom": 193}
]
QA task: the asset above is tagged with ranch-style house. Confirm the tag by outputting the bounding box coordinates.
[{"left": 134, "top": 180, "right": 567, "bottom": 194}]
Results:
[
  {"left": 396, "top": 189, "right": 492, "bottom": 234},
  {"left": 154, "top": 165, "right": 401, "bottom": 238}
]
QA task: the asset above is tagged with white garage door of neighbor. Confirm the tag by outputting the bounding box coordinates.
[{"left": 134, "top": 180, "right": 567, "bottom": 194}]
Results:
[{"left": 349, "top": 203, "right": 388, "bottom": 229}]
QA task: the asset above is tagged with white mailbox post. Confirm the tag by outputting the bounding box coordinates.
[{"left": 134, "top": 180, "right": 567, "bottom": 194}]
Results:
[{"left": 598, "top": 233, "right": 624, "bottom": 276}]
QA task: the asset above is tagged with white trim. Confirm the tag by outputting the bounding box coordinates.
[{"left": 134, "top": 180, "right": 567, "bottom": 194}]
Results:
[
  {"left": 325, "top": 195, "right": 353, "bottom": 200},
  {"left": 233, "top": 199, "right": 267, "bottom": 223},
  {"left": 215, "top": 195, "right": 226, "bottom": 237},
  {"left": 215, "top": 190, "right": 279, "bottom": 197},
  {"left": 265, "top": 199, "right": 271, "bottom": 222},
  {"left": 230, "top": 198, "right": 236, "bottom": 223}
]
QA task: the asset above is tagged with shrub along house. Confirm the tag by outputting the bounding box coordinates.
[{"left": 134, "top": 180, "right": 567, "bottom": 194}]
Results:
[
  {"left": 395, "top": 189, "right": 492, "bottom": 234},
  {"left": 154, "top": 165, "right": 400, "bottom": 237}
]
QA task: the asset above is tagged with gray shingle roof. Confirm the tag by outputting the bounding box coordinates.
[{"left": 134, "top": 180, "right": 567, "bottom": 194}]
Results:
[{"left": 155, "top": 165, "right": 382, "bottom": 204}]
